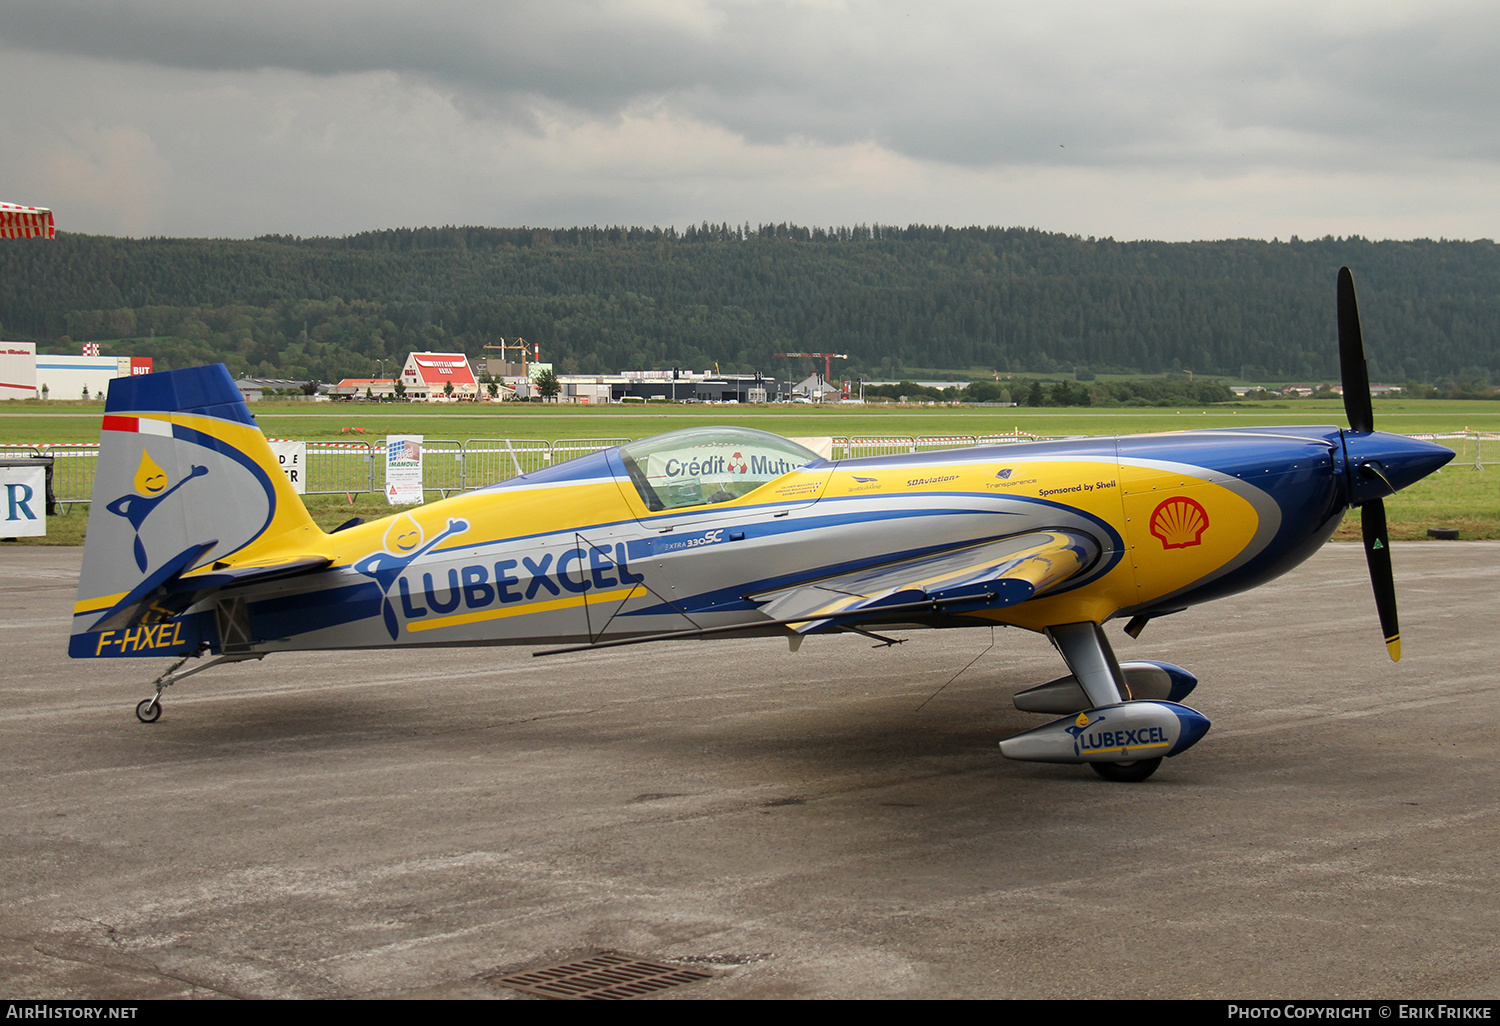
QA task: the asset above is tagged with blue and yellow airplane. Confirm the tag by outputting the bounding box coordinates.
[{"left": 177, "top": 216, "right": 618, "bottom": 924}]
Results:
[{"left": 69, "top": 269, "right": 1453, "bottom": 780}]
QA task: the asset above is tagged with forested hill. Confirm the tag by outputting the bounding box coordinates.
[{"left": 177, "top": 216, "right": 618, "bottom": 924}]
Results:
[{"left": 1, "top": 224, "right": 1496, "bottom": 385}]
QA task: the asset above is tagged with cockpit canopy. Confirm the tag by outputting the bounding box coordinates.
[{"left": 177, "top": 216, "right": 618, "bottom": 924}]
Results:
[{"left": 619, "top": 427, "right": 820, "bottom": 511}]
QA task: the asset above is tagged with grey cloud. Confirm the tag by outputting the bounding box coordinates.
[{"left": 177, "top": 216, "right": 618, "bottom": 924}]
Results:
[{"left": 2, "top": 0, "right": 1498, "bottom": 171}]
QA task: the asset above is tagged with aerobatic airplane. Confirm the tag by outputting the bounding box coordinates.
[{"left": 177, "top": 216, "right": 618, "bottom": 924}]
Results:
[{"left": 69, "top": 269, "right": 1453, "bottom": 781}]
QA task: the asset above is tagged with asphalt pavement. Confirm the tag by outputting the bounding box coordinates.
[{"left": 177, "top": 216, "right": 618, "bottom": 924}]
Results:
[{"left": 1, "top": 542, "right": 1497, "bottom": 999}]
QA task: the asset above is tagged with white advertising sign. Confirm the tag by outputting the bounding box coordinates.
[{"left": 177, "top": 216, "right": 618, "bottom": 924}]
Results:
[
  {"left": 788, "top": 436, "right": 835, "bottom": 460},
  {"left": 385, "top": 435, "right": 424, "bottom": 505},
  {"left": 269, "top": 440, "right": 307, "bottom": 494},
  {"left": 1, "top": 464, "right": 46, "bottom": 536},
  {"left": 0, "top": 341, "right": 37, "bottom": 401}
]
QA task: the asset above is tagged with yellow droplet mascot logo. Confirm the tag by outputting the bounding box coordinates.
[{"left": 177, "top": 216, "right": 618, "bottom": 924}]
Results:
[
  {"left": 134, "top": 451, "right": 169, "bottom": 495},
  {"left": 384, "top": 511, "right": 424, "bottom": 555},
  {"left": 106, "top": 451, "right": 210, "bottom": 571}
]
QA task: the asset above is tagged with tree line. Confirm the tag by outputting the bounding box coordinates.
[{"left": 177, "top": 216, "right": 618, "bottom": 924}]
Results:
[
  {"left": 866, "top": 376, "right": 1236, "bottom": 406},
  {"left": 0, "top": 225, "right": 1496, "bottom": 388}
]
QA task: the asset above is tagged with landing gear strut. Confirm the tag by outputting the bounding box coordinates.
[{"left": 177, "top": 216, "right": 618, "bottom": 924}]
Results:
[
  {"left": 997, "top": 622, "right": 1211, "bottom": 780},
  {"left": 132, "top": 644, "right": 262, "bottom": 723}
]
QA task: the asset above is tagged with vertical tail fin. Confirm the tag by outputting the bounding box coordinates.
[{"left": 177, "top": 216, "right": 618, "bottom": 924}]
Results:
[{"left": 70, "top": 365, "right": 328, "bottom": 658}]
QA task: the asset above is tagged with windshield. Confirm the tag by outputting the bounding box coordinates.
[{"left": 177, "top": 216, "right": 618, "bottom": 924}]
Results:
[{"left": 619, "top": 427, "right": 820, "bottom": 511}]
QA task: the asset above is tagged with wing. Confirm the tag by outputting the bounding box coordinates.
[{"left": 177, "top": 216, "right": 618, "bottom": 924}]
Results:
[
  {"left": 748, "top": 530, "right": 1100, "bottom": 632},
  {"left": 534, "top": 530, "right": 1102, "bottom": 657}
]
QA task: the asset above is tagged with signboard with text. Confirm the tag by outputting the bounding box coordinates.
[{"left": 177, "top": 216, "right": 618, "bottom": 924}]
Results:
[
  {"left": 1, "top": 464, "right": 46, "bottom": 536},
  {"left": 0, "top": 342, "right": 37, "bottom": 401},
  {"left": 269, "top": 440, "right": 307, "bottom": 494},
  {"left": 385, "top": 435, "right": 424, "bottom": 505}
]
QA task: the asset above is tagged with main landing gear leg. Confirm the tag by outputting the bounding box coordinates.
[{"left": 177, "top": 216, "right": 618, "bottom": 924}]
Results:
[
  {"left": 1044, "top": 622, "right": 1129, "bottom": 706},
  {"left": 1045, "top": 622, "right": 1162, "bottom": 783},
  {"left": 134, "top": 645, "right": 263, "bottom": 723},
  {"left": 1001, "top": 623, "right": 1209, "bottom": 779}
]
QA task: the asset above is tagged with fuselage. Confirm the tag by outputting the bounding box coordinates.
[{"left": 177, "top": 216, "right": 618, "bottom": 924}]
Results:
[{"left": 195, "top": 424, "right": 1448, "bottom": 656}]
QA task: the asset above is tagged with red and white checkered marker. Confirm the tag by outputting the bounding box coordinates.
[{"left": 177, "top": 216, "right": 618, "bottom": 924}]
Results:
[{"left": 0, "top": 202, "right": 55, "bottom": 239}]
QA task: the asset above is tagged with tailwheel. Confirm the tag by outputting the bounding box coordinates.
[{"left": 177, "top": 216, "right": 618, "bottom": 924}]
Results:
[
  {"left": 125, "top": 646, "right": 260, "bottom": 724},
  {"left": 1091, "top": 757, "right": 1162, "bottom": 783}
]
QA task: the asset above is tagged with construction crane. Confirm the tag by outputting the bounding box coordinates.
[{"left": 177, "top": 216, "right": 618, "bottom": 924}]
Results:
[
  {"left": 774, "top": 352, "right": 848, "bottom": 382},
  {"left": 483, "top": 338, "right": 535, "bottom": 376},
  {"left": 775, "top": 352, "right": 850, "bottom": 401}
]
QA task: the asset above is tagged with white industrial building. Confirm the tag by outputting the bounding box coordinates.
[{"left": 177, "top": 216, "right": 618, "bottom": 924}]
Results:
[
  {"left": 36, "top": 355, "right": 152, "bottom": 400},
  {"left": 0, "top": 347, "right": 153, "bottom": 400},
  {"left": 0, "top": 342, "right": 37, "bottom": 400}
]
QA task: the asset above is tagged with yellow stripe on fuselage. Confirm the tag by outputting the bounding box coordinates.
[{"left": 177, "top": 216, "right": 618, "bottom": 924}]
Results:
[
  {"left": 403, "top": 585, "right": 642, "bottom": 633},
  {"left": 1084, "top": 741, "right": 1171, "bottom": 756}
]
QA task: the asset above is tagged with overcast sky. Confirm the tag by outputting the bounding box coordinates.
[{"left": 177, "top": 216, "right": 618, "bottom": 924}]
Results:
[{"left": 1, "top": 0, "right": 1495, "bottom": 241}]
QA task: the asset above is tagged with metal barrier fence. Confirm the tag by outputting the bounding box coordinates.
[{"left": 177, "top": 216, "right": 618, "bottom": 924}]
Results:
[
  {"left": 17, "top": 430, "right": 1473, "bottom": 509},
  {"left": 549, "top": 438, "right": 632, "bottom": 464},
  {"left": 1409, "top": 431, "right": 1499, "bottom": 470},
  {"left": 914, "top": 435, "right": 978, "bottom": 452},
  {"left": 43, "top": 445, "right": 100, "bottom": 510},
  {"left": 833, "top": 436, "right": 916, "bottom": 459},
  {"left": 417, "top": 439, "right": 465, "bottom": 497},
  {"left": 976, "top": 432, "right": 1048, "bottom": 446},
  {"left": 3, "top": 443, "right": 98, "bottom": 511},
  {"left": 830, "top": 431, "right": 1051, "bottom": 459},
  {"left": 357, "top": 437, "right": 627, "bottom": 500},
  {"left": 462, "top": 439, "right": 553, "bottom": 489},
  {"left": 303, "top": 441, "right": 377, "bottom": 497}
]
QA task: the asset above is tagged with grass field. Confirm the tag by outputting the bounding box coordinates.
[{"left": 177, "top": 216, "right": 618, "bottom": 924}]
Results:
[
  {"left": 5, "top": 397, "right": 1497, "bottom": 545},
  {"left": 4, "top": 397, "right": 1500, "bottom": 445}
]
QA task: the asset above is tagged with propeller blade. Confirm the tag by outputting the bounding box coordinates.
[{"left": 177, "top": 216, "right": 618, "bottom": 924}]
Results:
[
  {"left": 1338, "top": 267, "right": 1374, "bottom": 433},
  {"left": 1361, "top": 499, "right": 1400, "bottom": 661}
]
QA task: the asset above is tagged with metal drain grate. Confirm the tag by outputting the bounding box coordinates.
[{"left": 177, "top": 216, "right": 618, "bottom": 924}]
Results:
[{"left": 491, "top": 953, "right": 714, "bottom": 1000}]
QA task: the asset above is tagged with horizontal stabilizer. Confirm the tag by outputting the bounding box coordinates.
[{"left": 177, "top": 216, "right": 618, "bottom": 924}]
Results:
[{"left": 88, "top": 552, "right": 333, "bottom": 633}]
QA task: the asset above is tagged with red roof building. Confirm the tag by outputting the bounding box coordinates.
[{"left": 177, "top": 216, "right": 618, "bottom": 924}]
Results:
[
  {"left": 331, "top": 378, "right": 398, "bottom": 398},
  {"left": 400, "top": 352, "right": 478, "bottom": 398}
]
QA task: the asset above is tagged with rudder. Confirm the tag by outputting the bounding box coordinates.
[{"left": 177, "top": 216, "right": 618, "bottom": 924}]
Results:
[{"left": 70, "top": 365, "right": 327, "bottom": 658}]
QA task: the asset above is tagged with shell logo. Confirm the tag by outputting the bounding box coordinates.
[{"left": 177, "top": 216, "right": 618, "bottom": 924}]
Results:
[{"left": 1149, "top": 496, "right": 1210, "bottom": 549}]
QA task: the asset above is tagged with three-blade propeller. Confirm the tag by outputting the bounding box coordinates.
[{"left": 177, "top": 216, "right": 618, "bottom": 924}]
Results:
[{"left": 1338, "top": 267, "right": 1401, "bottom": 661}]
